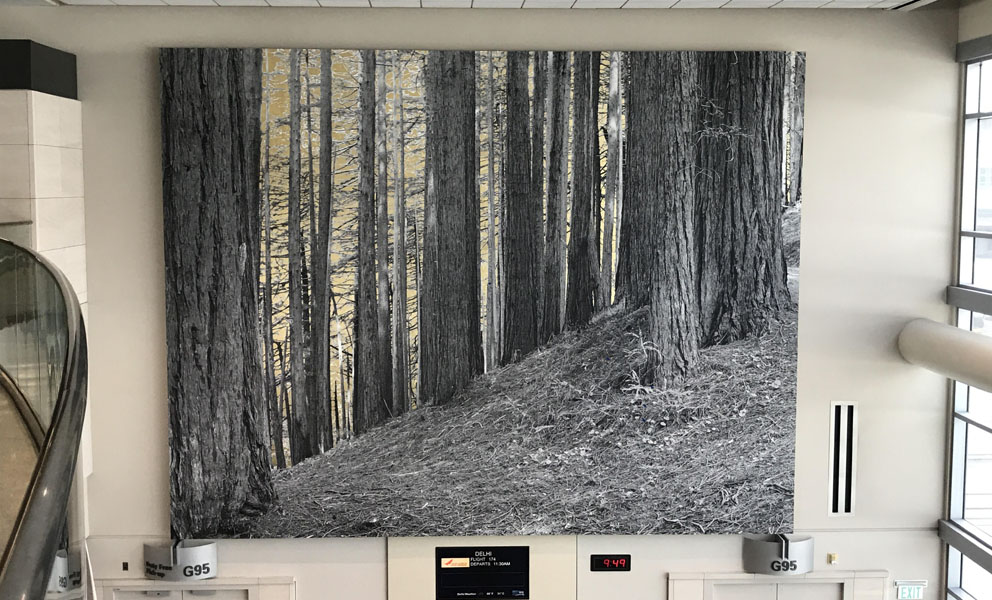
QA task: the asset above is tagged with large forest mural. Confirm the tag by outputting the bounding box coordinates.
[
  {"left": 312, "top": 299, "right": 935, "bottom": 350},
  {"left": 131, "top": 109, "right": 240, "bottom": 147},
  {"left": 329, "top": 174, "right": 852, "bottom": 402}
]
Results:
[{"left": 161, "top": 48, "right": 806, "bottom": 539}]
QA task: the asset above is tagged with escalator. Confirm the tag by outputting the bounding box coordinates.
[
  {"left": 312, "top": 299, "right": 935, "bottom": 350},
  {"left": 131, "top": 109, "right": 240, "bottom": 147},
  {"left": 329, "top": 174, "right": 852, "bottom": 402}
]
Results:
[{"left": 0, "top": 238, "right": 88, "bottom": 600}]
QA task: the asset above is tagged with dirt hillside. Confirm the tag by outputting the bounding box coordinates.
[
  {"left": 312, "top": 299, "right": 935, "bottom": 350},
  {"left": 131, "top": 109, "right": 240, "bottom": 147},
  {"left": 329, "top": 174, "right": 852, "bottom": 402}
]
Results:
[{"left": 243, "top": 301, "right": 797, "bottom": 538}]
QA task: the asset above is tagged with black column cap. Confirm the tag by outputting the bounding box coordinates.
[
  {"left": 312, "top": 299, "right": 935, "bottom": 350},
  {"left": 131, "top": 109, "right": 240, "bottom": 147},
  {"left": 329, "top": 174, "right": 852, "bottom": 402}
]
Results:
[{"left": 0, "top": 40, "right": 77, "bottom": 100}]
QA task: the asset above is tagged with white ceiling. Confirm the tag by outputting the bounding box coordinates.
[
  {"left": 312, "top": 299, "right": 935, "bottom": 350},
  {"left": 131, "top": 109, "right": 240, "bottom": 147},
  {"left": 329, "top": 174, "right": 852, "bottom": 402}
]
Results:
[{"left": 15, "top": 0, "right": 920, "bottom": 9}]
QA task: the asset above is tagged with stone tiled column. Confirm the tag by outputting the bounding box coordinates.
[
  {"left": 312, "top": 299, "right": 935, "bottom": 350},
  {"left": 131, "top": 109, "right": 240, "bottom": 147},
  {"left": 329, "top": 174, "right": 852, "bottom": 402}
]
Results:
[
  {"left": 0, "top": 89, "right": 87, "bottom": 307},
  {"left": 0, "top": 90, "right": 34, "bottom": 246}
]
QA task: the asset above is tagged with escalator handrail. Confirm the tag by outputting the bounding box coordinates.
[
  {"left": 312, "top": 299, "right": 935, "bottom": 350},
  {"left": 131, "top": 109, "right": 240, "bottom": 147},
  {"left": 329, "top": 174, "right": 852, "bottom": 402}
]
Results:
[{"left": 0, "top": 238, "right": 88, "bottom": 600}]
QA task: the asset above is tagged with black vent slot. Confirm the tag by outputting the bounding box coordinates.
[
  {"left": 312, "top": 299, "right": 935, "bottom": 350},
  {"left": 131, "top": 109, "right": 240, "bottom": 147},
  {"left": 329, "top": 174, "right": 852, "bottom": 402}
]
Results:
[{"left": 829, "top": 402, "right": 857, "bottom": 515}]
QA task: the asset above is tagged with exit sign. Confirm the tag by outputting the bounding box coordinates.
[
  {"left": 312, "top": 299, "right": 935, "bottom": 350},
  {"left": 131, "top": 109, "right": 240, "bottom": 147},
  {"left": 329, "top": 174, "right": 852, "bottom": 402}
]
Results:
[{"left": 895, "top": 580, "right": 927, "bottom": 600}]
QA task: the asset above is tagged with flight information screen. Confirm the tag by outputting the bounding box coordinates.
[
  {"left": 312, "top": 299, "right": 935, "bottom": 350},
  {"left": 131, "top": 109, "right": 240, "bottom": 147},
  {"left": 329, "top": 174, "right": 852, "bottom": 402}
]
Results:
[{"left": 435, "top": 546, "right": 529, "bottom": 599}]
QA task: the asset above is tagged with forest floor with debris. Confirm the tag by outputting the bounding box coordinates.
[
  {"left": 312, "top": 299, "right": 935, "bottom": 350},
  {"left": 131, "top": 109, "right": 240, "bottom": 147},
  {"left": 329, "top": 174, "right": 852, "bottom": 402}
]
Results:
[
  {"left": 242, "top": 206, "right": 802, "bottom": 538},
  {"left": 242, "top": 297, "right": 798, "bottom": 537}
]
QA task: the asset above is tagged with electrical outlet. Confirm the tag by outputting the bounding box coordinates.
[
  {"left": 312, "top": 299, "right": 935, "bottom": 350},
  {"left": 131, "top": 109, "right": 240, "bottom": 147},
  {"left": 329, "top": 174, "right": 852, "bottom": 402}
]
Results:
[
  {"left": 122, "top": 561, "right": 129, "bottom": 571},
  {"left": 827, "top": 553, "right": 838, "bottom": 565}
]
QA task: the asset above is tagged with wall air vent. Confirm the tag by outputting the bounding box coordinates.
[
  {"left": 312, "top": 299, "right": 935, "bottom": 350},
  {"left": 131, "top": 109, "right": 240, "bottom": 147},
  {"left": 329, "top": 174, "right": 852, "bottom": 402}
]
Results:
[{"left": 828, "top": 402, "right": 857, "bottom": 515}]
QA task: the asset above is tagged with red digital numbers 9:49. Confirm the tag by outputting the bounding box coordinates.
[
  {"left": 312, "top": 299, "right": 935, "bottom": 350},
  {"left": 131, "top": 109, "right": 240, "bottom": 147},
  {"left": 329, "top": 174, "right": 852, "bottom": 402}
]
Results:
[{"left": 590, "top": 554, "right": 631, "bottom": 572}]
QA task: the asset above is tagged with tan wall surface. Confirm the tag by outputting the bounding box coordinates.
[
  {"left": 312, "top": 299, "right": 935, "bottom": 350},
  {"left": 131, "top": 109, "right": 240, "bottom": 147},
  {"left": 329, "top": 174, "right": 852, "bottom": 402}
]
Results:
[
  {"left": 961, "top": 0, "right": 992, "bottom": 42},
  {"left": 0, "top": 6, "right": 959, "bottom": 600}
]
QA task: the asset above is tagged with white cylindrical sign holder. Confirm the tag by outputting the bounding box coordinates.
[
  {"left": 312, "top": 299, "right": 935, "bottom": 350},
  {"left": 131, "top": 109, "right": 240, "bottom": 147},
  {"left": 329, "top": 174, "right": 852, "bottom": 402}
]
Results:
[
  {"left": 47, "top": 550, "right": 70, "bottom": 593},
  {"left": 144, "top": 541, "right": 218, "bottom": 581},
  {"left": 742, "top": 534, "right": 814, "bottom": 575}
]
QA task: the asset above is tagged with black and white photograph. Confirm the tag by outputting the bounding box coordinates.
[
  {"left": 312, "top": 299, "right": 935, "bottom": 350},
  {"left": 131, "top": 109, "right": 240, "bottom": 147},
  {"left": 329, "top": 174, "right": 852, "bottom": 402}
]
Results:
[{"left": 161, "top": 47, "right": 806, "bottom": 539}]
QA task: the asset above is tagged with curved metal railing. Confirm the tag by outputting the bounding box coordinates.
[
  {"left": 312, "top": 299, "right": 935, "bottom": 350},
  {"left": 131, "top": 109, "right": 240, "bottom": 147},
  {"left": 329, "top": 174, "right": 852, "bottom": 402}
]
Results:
[{"left": 0, "top": 238, "right": 87, "bottom": 600}]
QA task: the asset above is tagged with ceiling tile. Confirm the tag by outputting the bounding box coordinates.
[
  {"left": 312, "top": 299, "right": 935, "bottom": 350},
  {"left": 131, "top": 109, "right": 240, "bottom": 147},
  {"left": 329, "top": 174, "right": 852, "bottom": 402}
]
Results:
[
  {"left": 213, "top": 0, "right": 267, "bottom": 5},
  {"left": 572, "top": 0, "right": 624, "bottom": 6},
  {"left": 771, "top": 0, "right": 827, "bottom": 6},
  {"left": 722, "top": 0, "right": 778, "bottom": 6},
  {"left": 819, "top": 0, "right": 877, "bottom": 6},
  {"left": 60, "top": 0, "right": 116, "bottom": 4},
  {"left": 317, "top": 0, "right": 372, "bottom": 5},
  {"left": 621, "top": 0, "right": 680, "bottom": 7},
  {"left": 266, "top": 0, "right": 321, "bottom": 4},
  {"left": 472, "top": 0, "right": 524, "bottom": 7},
  {"left": 423, "top": 0, "right": 472, "bottom": 5},
  {"left": 370, "top": 0, "right": 420, "bottom": 5},
  {"left": 671, "top": 0, "right": 726, "bottom": 7},
  {"left": 522, "top": 0, "right": 574, "bottom": 6},
  {"left": 161, "top": 0, "right": 218, "bottom": 5}
]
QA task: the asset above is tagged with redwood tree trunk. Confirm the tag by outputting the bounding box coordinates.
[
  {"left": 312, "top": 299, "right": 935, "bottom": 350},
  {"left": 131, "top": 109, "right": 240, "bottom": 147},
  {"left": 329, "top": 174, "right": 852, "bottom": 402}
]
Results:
[
  {"left": 695, "top": 51, "right": 790, "bottom": 345},
  {"left": 485, "top": 51, "right": 499, "bottom": 370},
  {"left": 615, "top": 61, "right": 651, "bottom": 310},
  {"left": 312, "top": 49, "right": 334, "bottom": 450},
  {"left": 500, "top": 51, "right": 540, "bottom": 364},
  {"left": 354, "top": 50, "right": 388, "bottom": 434},
  {"left": 277, "top": 340, "right": 290, "bottom": 448},
  {"left": 375, "top": 52, "right": 394, "bottom": 418},
  {"left": 261, "top": 100, "right": 285, "bottom": 469},
  {"left": 627, "top": 51, "right": 700, "bottom": 381},
  {"left": 286, "top": 48, "right": 315, "bottom": 463},
  {"left": 161, "top": 47, "right": 274, "bottom": 538},
  {"left": 466, "top": 54, "right": 484, "bottom": 380},
  {"left": 540, "top": 51, "right": 569, "bottom": 344},
  {"left": 787, "top": 52, "right": 805, "bottom": 208},
  {"left": 530, "top": 51, "right": 547, "bottom": 337},
  {"left": 392, "top": 52, "right": 410, "bottom": 416},
  {"left": 303, "top": 51, "right": 323, "bottom": 455},
  {"left": 590, "top": 52, "right": 602, "bottom": 307},
  {"left": 412, "top": 212, "right": 423, "bottom": 406},
  {"left": 600, "top": 51, "right": 622, "bottom": 310},
  {"left": 565, "top": 51, "right": 597, "bottom": 329},
  {"left": 421, "top": 50, "right": 483, "bottom": 405}
]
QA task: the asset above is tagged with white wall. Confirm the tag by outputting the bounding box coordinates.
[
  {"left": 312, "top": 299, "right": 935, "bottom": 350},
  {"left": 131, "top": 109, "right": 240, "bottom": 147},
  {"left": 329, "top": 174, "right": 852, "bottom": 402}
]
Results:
[{"left": 0, "top": 6, "right": 960, "bottom": 600}]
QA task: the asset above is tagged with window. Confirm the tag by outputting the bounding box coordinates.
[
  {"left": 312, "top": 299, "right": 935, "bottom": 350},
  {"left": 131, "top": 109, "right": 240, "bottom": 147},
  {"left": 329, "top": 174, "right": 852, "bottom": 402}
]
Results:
[
  {"left": 963, "top": 554, "right": 992, "bottom": 598},
  {"left": 946, "top": 58, "right": 992, "bottom": 600},
  {"left": 949, "top": 546, "right": 992, "bottom": 600}
]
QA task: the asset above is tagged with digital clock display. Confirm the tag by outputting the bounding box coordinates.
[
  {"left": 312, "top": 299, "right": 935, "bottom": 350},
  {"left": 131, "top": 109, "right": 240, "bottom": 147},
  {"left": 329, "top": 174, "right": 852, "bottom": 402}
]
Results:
[{"left": 590, "top": 554, "right": 631, "bottom": 572}]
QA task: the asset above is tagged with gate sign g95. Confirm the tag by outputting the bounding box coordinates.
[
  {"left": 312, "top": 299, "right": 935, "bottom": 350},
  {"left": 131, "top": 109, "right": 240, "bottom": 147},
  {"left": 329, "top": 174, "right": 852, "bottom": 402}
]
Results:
[
  {"left": 741, "top": 534, "right": 813, "bottom": 576},
  {"left": 143, "top": 541, "right": 218, "bottom": 582}
]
